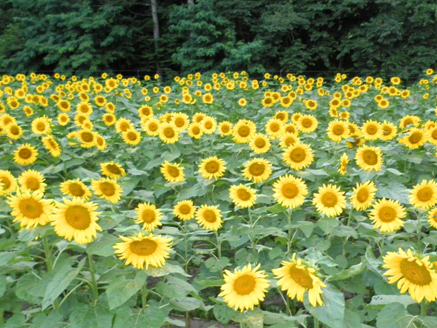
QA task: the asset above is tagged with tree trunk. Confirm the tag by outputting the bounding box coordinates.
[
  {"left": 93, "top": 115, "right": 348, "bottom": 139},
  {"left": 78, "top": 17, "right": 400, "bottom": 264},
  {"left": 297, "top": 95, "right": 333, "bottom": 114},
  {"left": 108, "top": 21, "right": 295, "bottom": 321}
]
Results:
[{"left": 150, "top": 0, "right": 161, "bottom": 77}]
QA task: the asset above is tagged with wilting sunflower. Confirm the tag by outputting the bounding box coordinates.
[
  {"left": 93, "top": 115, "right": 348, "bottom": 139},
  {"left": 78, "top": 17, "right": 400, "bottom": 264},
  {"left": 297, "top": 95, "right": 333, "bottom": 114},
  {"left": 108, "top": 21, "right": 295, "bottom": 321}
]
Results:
[
  {"left": 282, "top": 143, "right": 314, "bottom": 170},
  {"left": 122, "top": 128, "right": 142, "bottom": 146},
  {"left": 100, "top": 162, "right": 126, "bottom": 179},
  {"left": 134, "top": 203, "right": 163, "bottom": 231},
  {"left": 52, "top": 197, "right": 102, "bottom": 244},
  {"left": 187, "top": 122, "right": 204, "bottom": 139},
  {"left": 338, "top": 153, "right": 349, "bottom": 175},
  {"left": 409, "top": 180, "right": 437, "bottom": 210},
  {"left": 114, "top": 232, "right": 172, "bottom": 270},
  {"left": 41, "top": 136, "right": 62, "bottom": 157},
  {"left": 173, "top": 200, "right": 196, "bottom": 220},
  {"left": 14, "top": 144, "right": 38, "bottom": 166},
  {"left": 60, "top": 178, "right": 92, "bottom": 200},
  {"left": 198, "top": 156, "right": 226, "bottom": 180},
  {"left": 350, "top": 181, "right": 377, "bottom": 210},
  {"left": 312, "top": 184, "right": 346, "bottom": 217},
  {"left": 249, "top": 133, "right": 271, "bottom": 154},
  {"left": 18, "top": 170, "right": 46, "bottom": 193},
  {"left": 272, "top": 175, "right": 308, "bottom": 209},
  {"left": 369, "top": 198, "right": 406, "bottom": 232},
  {"left": 218, "top": 121, "right": 233, "bottom": 137},
  {"left": 91, "top": 178, "right": 122, "bottom": 204},
  {"left": 383, "top": 248, "right": 437, "bottom": 303},
  {"left": 355, "top": 145, "right": 383, "bottom": 171},
  {"left": 327, "top": 120, "right": 349, "bottom": 142},
  {"left": 242, "top": 158, "right": 272, "bottom": 183},
  {"left": 195, "top": 205, "right": 222, "bottom": 231},
  {"left": 297, "top": 115, "right": 318, "bottom": 133},
  {"left": 158, "top": 122, "right": 180, "bottom": 144},
  {"left": 265, "top": 118, "right": 284, "bottom": 139},
  {"left": 218, "top": 263, "right": 270, "bottom": 312},
  {"left": 233, "top": 119, "right": 256, "bottom": 144},
  {"left": 31, "top": 116, "right": 52, "bottom": 135},
  {"left": 273, "top": 254, "right": 326, "bottom": 307},
  {"left": 142, "top": 117, "right": 160, "bottom": 136},
  {"left": 399, "top": 128, "right": 426, "bottom": 149},
  {"left": 160, "top": 161, "right": 185, "bottom": 183},
  {"left": 229, "top": 184, "right": 257, "bottom": 208}
]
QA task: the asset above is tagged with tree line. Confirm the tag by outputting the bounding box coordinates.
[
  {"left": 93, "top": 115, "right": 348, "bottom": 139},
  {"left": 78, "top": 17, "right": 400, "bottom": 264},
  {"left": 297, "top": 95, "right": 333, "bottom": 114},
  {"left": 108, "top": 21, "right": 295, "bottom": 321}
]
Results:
[{"left": 0, "top": 0, "right": 436, "bottom": 81}]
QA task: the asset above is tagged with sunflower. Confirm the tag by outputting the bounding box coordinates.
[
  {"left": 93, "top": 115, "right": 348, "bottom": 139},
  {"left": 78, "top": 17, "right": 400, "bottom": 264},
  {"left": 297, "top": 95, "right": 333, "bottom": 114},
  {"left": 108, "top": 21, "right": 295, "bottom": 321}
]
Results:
[
  {"left": 7, "top": 190, "right": 53, "bottom": 229},
  {"left": 0, "top": 170, "right": 17, "bottom": 195},
  {"left": 114, "top": 232, "right": 172, "bottom": 270},
  {"left": 6, "top": 124, "right": 22, "bottom": 140},
  {"left": 195, "top": 205, "right": 222, "bottom": 231},
  {"left": 272, "top": 175, "right": 308, "bottom": 209},
  {"left": 249, "top": 133, "right": 271, "bottom": 154},
  {"left": 122, "top": 128, "right": 142, "bottom": 146},
  {"left": 76, "top": 102, "right": 93, "bottom": 116},
  {"left": 160, "top": 161, "right": 185, "bottom": 183},
  {"left": 102, "top": 113, "right": 116, "bottom": 126},
  {"left": 312, "top": 184, "right": 346, "bottom": 217},
  {"left": 326, "top": 120, "right": 349, "bottom": 142},
  {"left": 202, "top": 116, "right": 217, "bottom": 134},
  {"left": 218, "top": 263, "right": 270, "bottom": 312},
  {"left": 427, "top": 208, "right": 437, "bottom": 228},
  {"left": 296, "top": 115, "right": 318, "bottom": 133},
  {"left": 187, "top": 122, "right": 204, "bottom": 139},
  {"left": 273, "top": 254, "right": 326, "bottom": 307},
  {"left": 355, "top": 145, "right": 383, "bottom": 171},
  {"left": 60, "top": 178, "right": 92, "bottom": 200},
  {"left": 158, "top": 122, "right": 180, "bottom": 144},
  {"left": 57, "top": 113, "right": 70, "bottom": 126},
  {"left": 275, "top": 111, "right": 289, "bottom": 122},
  {"left": 399, "top": 115, "right": 420, "bottom": 129},
  {"left": 134, "top": 203, "right": 163, "bottom": 231},
  {"left": 218, "top": 121, "right": 233, "bottom": 137},
  {"left": 349, "top": 180, "right": 376, "bottom": 211},
  {"left": 383, "top": 248, "right": 437, "bottom": 302},
  {"left": 14, "top": 144, "right": 38, "bottom": 166},
  {"left": 17, "top": 170, "right": 46, "bottom": 193},
  {"left": 115, "top": 118, "right": 133, "bottom": 133},
  {"left": 409, "top": 180, "right": 437, "bottom": 210},
  {"left": 265, "top": 118, "right": 284, "bottom": 139},
  {"left": 233, "top": 119, "right": 256, "bottom": 144},
  {"left": 369, "top": 198, "right": 406, "bottom": 232},
  {"left": 91, "top": 178, "right": 122, "bottom": 204},
  {"left": 41, "top": 136, "right": 62, "bottom": 157},
  {"left": 76, "top": 129, "right": 96, "bottom": 148},
  {"left": 198, "top": 156, "right": 226, "bottom": 180},
  {"left": 426, "top": 126, "right": 437, "bottom": 145},
  {"left": 100, "top": 162, "right": 126, "bottom": 179},
  {"left": 242, "top": 158, "right": 272, "bottom": 183},
  {"left": 52, "top": 197, "right": 102, "bottom": 244},
  {"left": 284, "top": 123, "right": 298, "bottom": 136},
  {"left": 31, "top": 116, "right": 52, "bottom": 135},
  {"left": 338, "top": 153, "right": 349, "bottom": 175},
  {"left": 380, "top": 121, "right": 397, "bottom": 141},
  {"left": 57, "top": 100, "right": 71, "bottom": 112},
  {"left": 171, "top": 112, "right": 190, "bottom": 131},
  {"left": 361, "top": 120, "right": 382, "bottom": 140},
  {"left": 282, "top": 143, "right": 314, "bottom": 170},
  {"left": 399, "top": 128, "right": 426, "bottom": 149},
  {"left": 173, "top": 200, "right": 196, "bottom": 220},
  {"left": 229, "top": 184, "right": 257, "bottom": 208},
  {"left": 142, "top": 117, "right": 160, "bottom": 136}
]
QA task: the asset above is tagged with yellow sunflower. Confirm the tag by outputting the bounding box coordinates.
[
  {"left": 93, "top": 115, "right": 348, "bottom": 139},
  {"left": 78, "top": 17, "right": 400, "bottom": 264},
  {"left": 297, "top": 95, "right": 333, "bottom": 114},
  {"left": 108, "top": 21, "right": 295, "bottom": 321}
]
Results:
[
  {"left": 369, "top": 198, "right": 406, "bottom": 232},
  {"left": 426, "top": 126, "right": 437, "bottom": 145},
  {"left": 409, "top": 180, "right": 437, "bottom": 210},
  {"left": 399, "top": 115, "right": 421, "bottom": 129},
  {"left": 355, "top": 145, "right": 383, "bottom": 171},
  {"left": 233, "top": 119, "right": 256, "bottom": 144},
  {"left": 312, "top": 184, "right": 346, "bottom": 217},
  {"left": 427, "top": 208, "right": 437, "bottom": 228},
  {"left": 91, "top": 178, "right": 122, "bottom": 204},
  {"left": 282, "top": 143, "right": 314, "bottom": 170},
  {"left": 383, "top": 248, "right": 437, "bottom": 303},
  {"left": 187, "top": 122, "right": 204, "bottom": 139},
  {"left": 5, "top": 124, "right": 23, "bottom": 140},
  {"left": 100, "top": 162, "right": 126, "bottom": 179},
  {"left": 361, "top": 120, "right": 382, "bottom": 140},
  {"left": 122, "top": 128, "right": 142, "bottom": 146},
  {"left": 158, "top": 122, "right": 180, "bottom": 144},
  {"left": 7, "top": 190, "right": 53, "bottom": 229},
  {"left": 198, "top": 156, "right": 226, "bottom": 180},
  {"left": 18, "top": 170, "right": 46, "bottom": 193},
  {"left": 115, "top": 117, "right": 133, "bottom": 133},
  {"left": 265, "top": 118, "right": 284, "bottom": 139},
  {"left": 229, "top": 184, "right": 257, "bottom": 208},
  {"left": 171, "top": 112, "right": 190, "bottom": 131},
  {"left": 41, "top": 136, "right": 62, "bottom": 157},
  {"left": 202, "top": 116, "right": 217, "bottom": 134},
  {"left": 327, "top": 120, "right": 349, "bottom": 142},
  {"left": 273, "top": 254, "right": 326, "bottom": 307},
  {"left": 102, "top": 113, "right": 116, "bottom": 126},
  {"left": 218, "top": 263, "right": 270, "bottom": 312},
  {"left": 380, "top": 121, "right": 397, "bottom": 141},
  {"left": 399, "top": 128, "right": 426, "bottom": 149},
  {"left": 14, "top": 144, "right": 38, "bottom": 166},
  {"left": 272, "top": 174, "right": 308, "bottom": 209},
  {"left": 218, "top": 121, "right": 233, "bottom": 137},
  {"left": 337, "top": 153, "right": 349, "bottom": 175},
  {"left": 173, "top": 200, "right": 196, "bottom": 220},
  {"left": 242, "top": 158, "right": 272, "bottom": 183},
  {"left": 0, "top": 170, "right": 17, "bottom": 195},
  {"left": 134, "top": 202, "right": 163, "bottom": 231},
  {"left": 249, "top": 133, "right": 271, "bottom": 154},
  {"left": 350, "top": 181, "right": 377, "bottom": 210},
  {"left": 279, "top": 133, "right": 300, "bottom": 149},
  {"left": 195, "top": 205, "right": 222, "bottom": 231},
  {"left": 296, "top": 115, "right": 318, "bottom": 133},
  {"left": 31, "top": 116, "right": 52, "bottom": 135},
  {"left": 52, "top": 197, "right": 102, "bottom": 244},
  {"left": 76, "top": 129, "right": 97, "bottom": 148},
  {"left": 76, "top": 102, "right": 93, "bottom": 116},
  {"left": 142, "top": 117, "right": 160, "bottom": 136},
  {"left": 60, "top": 178, "right": 92, "bottom": 200},
  {"left": 160, "top": 161, "right": 185, "bottom": 183},
  {"left": 114, "top": 232, "right": 172, "bottom": 270}
]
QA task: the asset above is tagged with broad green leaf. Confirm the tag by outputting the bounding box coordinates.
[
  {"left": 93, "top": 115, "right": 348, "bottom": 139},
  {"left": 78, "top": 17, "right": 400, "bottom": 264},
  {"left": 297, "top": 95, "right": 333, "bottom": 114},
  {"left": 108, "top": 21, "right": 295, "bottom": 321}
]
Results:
[
  {"left": 106, "top": 271, "right": 147, "bottom": 310},
  {"left": 146, "top": 261, "right": 189, "bottom": 277},
  {"left": 0, "top": 275, "right": 7, "bottom": 297},
  {"left": 262, "top": 311, "right": 307, "bottom": 327},
  {"left": 327, "top": 260, "right": 367, "bottom": 282},
  {"left": 32, "top": 310, "right": 64, "bottom": 328},
  {"left": 376, "top": 303, "right": 417, "bottom": 328},
  {"left": 69, "top": 302, "right": 113, "bottom": 328},
  {"left": 213, "top": 303, "right": 236, "bottom": 324},
  {"left": 342, "top": 309, "right": 362, "bottom": 328},
  {"left": 71, "top": 167, "right": 100, "bottom": 180},
  {"left": 155, "top": 276, "right": 198, "bottom": 298},
  {"left": 232, "top": 307, "right": 264, "bottom": 328},
  {"left": 370, "top": 295, "right": 415, "bottom": 307},
  {"left": 170, "top": 297, "right": 204, "bottom": 311},
  {"left": 86, "top": 234, "right": 119, "bottom": 257}
]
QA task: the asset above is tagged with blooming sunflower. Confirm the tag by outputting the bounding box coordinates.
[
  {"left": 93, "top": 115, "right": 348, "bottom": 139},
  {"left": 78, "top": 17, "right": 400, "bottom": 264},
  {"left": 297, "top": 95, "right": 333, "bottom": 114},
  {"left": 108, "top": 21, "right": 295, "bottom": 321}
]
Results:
[
  {"left": 297, "top": 115, "right": 318, "bottom": 133},
  {"left": 134, "top": 202, "right": 163, "bottom": 231},
  {"left": 52, "top": 197, "right": 102, "bottom": 244},
  {"left": 115, "top": 118, "right": 133, "bottom": 133},
  {"left": 91, "top": 178, "right": 122, "bottom": 204},
  {"left": 7, "top": 190, "right": 53, "bottom": 229},
  {"left": 355, "top": 145, "right": 383, "bottom": 172},
  {"left": 187, "top": 122, "right": 204, "bottom": 139},
  {"left": 195, "top": 205, "right": 222, "bottom": 231},
  {"left": 380, "top": 121, "right": 397, "bottom": 141},
  {"left": 100, "top": 162, "right": 126, "bottom": 179},
  {"left": 18, "top": 170, "right": 46, "bottom": 193},
  {"left": 14, "top": 144, "right": 38, "bottom": 166},
  {"left": 399, "top": 115, "right": 420, "bottom": 129},
  {"left": 142, "top": 117, "right": 160, "bottom": 136},
  {"left": 158, "top": 122, "right": 180, "bottom": 144},
  {"left": 198, "top": 156, "right": 226, "bottom": 180},
  {"left": 350, "top": 181, "right": 377, "bottom": 211},
  {"left": 113, "top": 232, "right": 172, "bottom": 270},
  {"left": 41, "top": 136, "right": 62, "bottom": 157},
  {"left": 272, "top": 175, "right": 308, "bottom": 209},
  {"left": 399, "top": 128, "right": 426, "bottom": 149},
  {"left": 273, "top": 254, "right": 326, "bottom": 307},
  {"left": 282, "top": 143, "right": 314, "bottom": 170},
  {"left": 249, "top": 133, "right": 271, "bottom": 154},
  {"left": 233, "top": 119, "right": 256, "bottom": 144},
  {"left": 242, "top": 158, "right": 272, "bottom": 183},
  {"left": 102, "top": 113, "right": 116, "bottom": 126},
  {"left": 122, "top": 128, "right": 142, "bottom": 146},
  {"left": 265, "top": 118, "right": 284, "bottom": 139},
  {"left": 76, "top": 129, "right": 97, "bottom": 148},
  {"left": 383, "top": 248, "right": 437, "bottom": 302},
  {"left": 31, "top": 116, "right": 52, "bottom": 135},
  {"left": 5, "top": 124, "right": 22, "bottom": 140},
  {"left": 173, "top": 200, "right": 196, "bottom": 220},
  {"left": 337, "top": 153, "right": 349, "bottom": 175},
  {"left": 427, "top": 126, "right": 437, "bottom": 145},
  {"left": 312, "top": 184, "right": 346, "bottom": 217},
  {"left": 327, "top": 120, "right": 349, "bottom": 142},
  {"left": 427, "top": 208, "right": 437, "bottom": 228},
  {"left": 229, "top": 184, "right": 257, "bottom": 208},
  {"left": 0, "top": 170, "right": 17, "bottom": 195},
  {"left": 409, "top": 180, "right": 437, "bottom": 210},
  {"left": 279, "top": 133, "right": 300, "bottom": 149},
  {"left": 171, "top": 112, "right": 190, "bottom": 131},
  {"left": 160, "top": 161, "right": 185, "bottom": 183},
  {"left": 369, "top": 198, "right": 406, "bottom": 232},
  {"left": 218, "top": 121, "right": 233, "bottom": 137},
  {"left": 218, "top": 263, "right": 270, "bottom": 312},
  {"left": 361, "top": 120, "right": 382, "bottom": 140},
  {"left": 60, "top": 178, "right": 92, "bottom": 200},
  {"left": 202, "top": 116, "right": 217, "bottom": 134}
]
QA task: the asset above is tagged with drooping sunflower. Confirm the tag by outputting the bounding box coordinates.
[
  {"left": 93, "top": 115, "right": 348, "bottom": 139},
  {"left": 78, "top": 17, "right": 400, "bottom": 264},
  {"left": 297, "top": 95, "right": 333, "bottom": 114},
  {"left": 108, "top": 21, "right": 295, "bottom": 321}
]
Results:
[
  {"left": 60, "top": 178, "right": 92, "bottom": 200},
  {"left": 242, "top": 158, "right": 272, "bottom": 183},
  {"left": 265, "top": 118, "right": 284, "bottom": 139},
  {"left": 249, "top": 133, "right": 271, "bottom": 154},
  {"left": 383, "top": 248, "right": 437, "bottom": 303},
  {"left": 41, "top": 136, "right": 62, "bottom": 157},
  {"left": 100, "top": 161, "right": 126, "bottom": 179},
  {"left": 13, "top": 144, "right": 38, "bottom": 166},
  {"left": 338, "top": 153, "right": 349, "bottom": 175},
  {"left": 218, "top": 121, "right": 233, "bottom": 137},
  {"left": 229, "top": 184, "right": 257, "bottom": 208},
  {"left": 7, "top": 190, "right": 53, "bottom": 229},
  {"left": 187, "top": 122, "right": 204, "bottom": 139},
  {"left": 233, "top": 119, "right": 256, "bottom": 144},
  {"left": 158, "top": 122, "right": 180, "bottom": 144},
  {"left": 327, "top": 120, "right": 349, "bottom": 142},
  {"left": 91, "top": 178, "right": 123, "bottom": 204},
  {"left": 160, "top": 161, "right": 185, "bottom": 183},
  {"left": 114, "top": 232, "right": 172, "bottom": 270},
  {"left": 350, "top": 180, "right": 377, "bottom": 210},
  {"left": 218, "top": 263, "right": 270, "bottom": 312},
  {"left": 18, "top": 170, "right": 46, "bottom": 193},
  {"left": 272, "top": 175, "right": 308, "bottom": 209},
  {"left": 134, "top": 202, "right": 163, "bottom": 231},
  {"left": 409, "top": 180, "right": 437, "bottom": 210},
  {"left": 296, "top": 115, "right": 318, "bottom": 133},
  {"left": 52, "top": 197, "right": 102, "bottom": 244},
  {"left": 312, "top": 184, "right": 346, "bottom": 217},
  {"left": 369, "top": 198, "right": 406, "bottom": 232},
  {"left": 282, "top": 143, "right": 314, "bottom": 170},
  {"left": 195, "top": 205, "right": 222, "bottom": 231},
  {"left": 0, "top": 170, "right": 17, "bottom": 195},
  {"left": 173, "top": 200, "right": 196, "bottom": 220},
  {"left": 355, "top": 145, "right": 383, "bottom": 172},
  {"left": 272, "top": 254, "right": 326, "bottom": 307},
  {"left": 198, "top": 156, "right": 226, "bottom": 180},
  {"left": 399, "top": 128, "right": 426, "bottom": 149},
  {"left": 31, "top": 116, "right": 52, "bottom": 135},
  {"left": 122, "top": 128, "right": 142, "bottom": 146}
]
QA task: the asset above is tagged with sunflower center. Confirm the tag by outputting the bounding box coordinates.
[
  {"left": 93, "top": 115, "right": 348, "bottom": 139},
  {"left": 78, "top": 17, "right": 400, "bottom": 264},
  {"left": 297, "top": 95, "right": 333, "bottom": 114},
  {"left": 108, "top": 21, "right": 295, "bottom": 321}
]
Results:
[
  {"left": 202, "top": 209, "right": 217, "bottom": 223},
  {"left": 356, "top": 188, "right": 369, "bottom": 203},
  {"left": 130, "top": 239, "right": 157, "bottom": 256},
  {"left": 36, "top": 122, "right": 46, "bottom": 131},
  {"left": 19, "top": 148, "right": 32, "bottom": 159},
  {"left": 174, "top": 118, "right": 185, "bottom": 127},
  {"left": 69, "top": 183, "right": 85, "bottom": 196},
  {"left": 163, "top": 127, "right": 175, "bottom": 138},
  {"left": 378, "top": 206, "right": 397, "bottom": 222},
  {"left": 233, "top": 274, "right": 256, "bottom": 295},
  {"left": 25, "top": 177, "right": 40, "bottom": 190},
  {"left": 179, "top": 204, "right": 191, "bottom": 214},
  {"left": 431, "top": 130, "right": 437, "bottom": 140},
  {"left": 366, "top": 125, "right": 378, "bottom": 135},
  {"left": 289, "top": 265, "right": 314, "bottom": 289},
  {"left": 148, "top": 122, "right": 158, "bottom": 131},
  {"left": 119, "top": 123, "right": 130, "bottom": 131},
  {"left": 383, "top": 127, "right": 392, "bottom": 135},
  {"left": 205, "top": 161, "right": 220, "bottom": 173},
  {"left": 403, "top": 119, "right": 413, "bottom": 127},
  {"left": 417, "top": 187, "right": 433, "bottom": 202},
  {"left": 0, "top": 177, "right": 11, "bottom": 189},
  {"left": 141, "top": 209, "right": 156, "bottom": 223},
  {"left": 81, "top": 132, "right": 94, "bottom": 142},
  {"left": 301, "top": 118, "right": 312, "bottom": 128},
  {"left": 399, "top": 259, "right": 432, "bottom": 286},
  {"left": 333, "top": 125, "right": 345, "bottom": 135},
  {"left": 221, "top": 125, "right": 230, "bottom": 133},
  {"left": 238, "top": 126, "right": 250, "bottom": 137},
  {"left": 100, "top": 182, "right": 115, "bottom": 196},
  {"left": 204, "top": 121, "right": 213, "bottom": 129},
  {"left": 254, "top": 138, "right": 266, "bottom": 148},
  {"left": 236, "top": 188, "right": 251, "bottom": 201},
  {"left": 362, "top": 149, "right": 378, "bottom": 165},
  {"left": 321, "top": 191, "right": 338, "bottom": 207},
  {"left": 191, "top": 126, "right": 201, "bottom": 134},
  {"left": 10, "top": 126, "right": 19, "bottom": 135},
  {"left": 289, "top": 148, "right": 306, "bottom": 163},
  {"left": 270, "top": 123, "right": 280, "bottom": 132},
  {"left": 127, "top": 132, "right": 137, "bottom": 141},
  {"left": 19, "top": 198, "right": 43, "bottom": 219},
  {"left": 65, "top": 205, "right": 91, "bottom": 230},
  {"left": 106, "top": 164, "right": 121, "bottom": 175},
  {"left": 409, "top": 132, "right": 422, "bottom": 144},
  {"left": 166, "top": 166, "right": 180, "bottom": 178},
  {"left": 281, "top": 182, "right": 299, "bottom": 199},
  {"left": 248, "top": 163, "right": 265, "bottom": 176}
]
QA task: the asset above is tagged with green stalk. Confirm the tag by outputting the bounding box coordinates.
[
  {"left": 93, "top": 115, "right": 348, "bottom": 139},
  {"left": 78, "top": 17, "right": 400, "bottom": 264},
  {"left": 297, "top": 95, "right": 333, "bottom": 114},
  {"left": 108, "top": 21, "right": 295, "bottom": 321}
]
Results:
[
  {"left": 287, "top": 208, "right": 293, "bottom": 254},
  {"left": 248, "top": 208, "right": 256, "bottom": 254},
  {"left": 215, "top": 230, "right": 222, "bottom": 260},
  {"left": 314, "top": 316, "right": 320, "bottom": 328},
  {"left": 141, "top": 284, "right": 148, "bottom": 309},
  {"left": 88, "top": 253, "right": 99, "bottom": 301},
  {"left": 42, "top": 236, "right": 53, "bottom": 271},
  {"left": 421, "top": 300, "right": 428, "bottom": 318},
  {"left": 183, "top": 220, "right": 189, "bottom": 273}
]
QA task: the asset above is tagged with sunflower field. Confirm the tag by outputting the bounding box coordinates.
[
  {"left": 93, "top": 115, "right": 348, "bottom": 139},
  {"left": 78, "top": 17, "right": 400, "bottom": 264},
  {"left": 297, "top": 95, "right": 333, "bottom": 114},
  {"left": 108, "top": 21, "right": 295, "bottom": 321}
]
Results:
[{"left": 1, "top": 70, "right": 437, "bottom": 328}]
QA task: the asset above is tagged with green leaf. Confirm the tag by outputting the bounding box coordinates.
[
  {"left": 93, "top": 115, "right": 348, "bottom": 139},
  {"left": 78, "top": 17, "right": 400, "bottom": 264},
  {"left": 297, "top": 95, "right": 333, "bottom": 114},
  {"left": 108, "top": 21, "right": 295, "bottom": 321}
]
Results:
[
  {"left": 86, "top": 234, "right": 119, "bottom": 257},
  {"left": 327, "top": 260, "right": 367, "bottom": 282},
  {"left": 317, "top": 218, "right": 340, "bottom": 234},
  {"left": 32, "top": 310, "right": 64, "bottom": 328},
  {"left": 71, "top": 167, "right": 100, "bottom": 180},
  {"left": 69, "top": 301, "right": 113, "bottom": 328},
  {"left": 112, "top": 300, "right": 169, "bottom": 328},
  {"left": 232, "top": 307, "right": 264, "bottom": 328},
  {"left": 146, "top": 261, "right": 189, "bottom": 277},
  {"left": 295, "top": 221, "right": 315, "bottom": 238},
  {"left": 370, "top": 295, "right": 415, "bottom": 307},
  {"left": 376, "top": 182, "right": 410, "bottom": 204},
  {"left": 376, "top": 303, "right": 417, "bottom": 328},
  {"left": 421, "top": 316, "right": 437, "bottom": 328},
  {"left": 342, "top": 309, "right": 362, "bottom": 328},
  {"left": 262, "top": 311, "right": 307, "bottom": 327},
  {"left": 170, "top": 297, "right": 204, "bottom": 311},
  {"left": 213, "top": 303, "right": 236, "bottom": 324},
  {"left": 155, "top": 276, "right": 198, "bottom": 298},
  {"left": 120, "top": 177, "right": 141, "bottom": 197},
  {"left": 332, "top": 225, "right": 358, "bottom": 239},
  {"left": 0, "top": 251, "right": 16, "bottom": 266},
  {"left": 106, "top": 271, "right": 147, "bottom": 310}
]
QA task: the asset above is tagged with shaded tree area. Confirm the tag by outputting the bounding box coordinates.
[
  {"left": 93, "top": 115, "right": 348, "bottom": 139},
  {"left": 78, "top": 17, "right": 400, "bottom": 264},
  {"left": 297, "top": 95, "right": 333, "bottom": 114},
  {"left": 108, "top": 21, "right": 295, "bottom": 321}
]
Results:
[{"left": 0, "top": 0, "right": 436, "bottom": 81}]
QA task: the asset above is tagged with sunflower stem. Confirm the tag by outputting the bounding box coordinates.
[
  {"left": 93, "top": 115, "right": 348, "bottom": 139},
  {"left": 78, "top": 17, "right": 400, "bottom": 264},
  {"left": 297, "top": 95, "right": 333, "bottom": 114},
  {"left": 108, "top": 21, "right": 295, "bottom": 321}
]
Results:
[
  {"left": 183, "top": 220, "right": 189, "bottom": 273},
  {"left": 141, "top": 284, "right": 148, "bottom": 309},
  {"left": 420, "top": 300, "right": 428, "bottom": 318},
  {"left": 287, "top": 209, "right": 293, "bottom": 254},
  {"left": 215, "top": 230, "right": 222, "bottom": 260},
  {"left": 314, "top": 316, "right": 320, "bottom": 328},
  {"left": 248, "top": 208, "right": 256, "bottom": 254},
  {"left": 88, "top": 253, "right": 99, "bottom": 301},
  {"left": 42, "top": 236, "right": 52, "bottom": 271}
]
